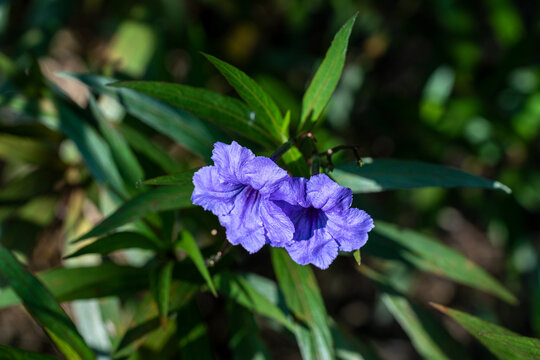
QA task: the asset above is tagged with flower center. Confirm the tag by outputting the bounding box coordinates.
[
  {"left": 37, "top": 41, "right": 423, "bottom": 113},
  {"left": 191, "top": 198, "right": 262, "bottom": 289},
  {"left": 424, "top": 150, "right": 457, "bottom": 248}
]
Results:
[{"left": 294, "top": 206, "right": 327, "bottom": 241}]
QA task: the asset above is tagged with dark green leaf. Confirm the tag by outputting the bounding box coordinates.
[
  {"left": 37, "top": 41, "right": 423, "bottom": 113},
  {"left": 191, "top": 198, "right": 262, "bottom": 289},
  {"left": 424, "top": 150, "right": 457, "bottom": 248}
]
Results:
[
  {"left": 0, "top": 344, "right": 59, "bottom": 360},
  {"left": 374, "top": 221, "right": 517, "bottom": 304},
  {"left": 110, "top": 81, "right": 278, "bottom": 148},
  {"left": 141, "top": 169, "right": 197, "bottom": 186},
  {"left": 176, "top": 301, "right": 214, "bottom": 360},
  {"left": 271, "top": 248, "right": 335, "bottom": 360},
  {"left": 432, "top": 303, "right": 540, "bottom": 360},
  {"left": 331, "top": 159, "right": 511, "bottom": 193},
  {"left": 176, "top": 230, "right": 217, "bottom": 296},
  {"left": 0, "top": 247, "right": 95, "bottom": 360},
  {"left": 300, "top": 14, "right": 357, "bottom": 130},
  {"left": 0, "top": 264, "right": 151, "bottom": 309},
  {"left": 77, "top": 185, "right": 194, "bottom": 241},
  {"left": 65, "top": 232, "right": 161, "bottom": 259},
  {"left": 119, "top": 123, "right": 182, "bottom": 174},
  {"left": 151, "top": 261, "right": 174, "bottom": 324},
  {"left": 213, "top": 271, "right": 295, "bottom": 333},
  {"left": 204, "top": 53, "right": 285, "bottom": 141},
  {"left": 61, "top": 73, "right": 216, "bottom": 159}
]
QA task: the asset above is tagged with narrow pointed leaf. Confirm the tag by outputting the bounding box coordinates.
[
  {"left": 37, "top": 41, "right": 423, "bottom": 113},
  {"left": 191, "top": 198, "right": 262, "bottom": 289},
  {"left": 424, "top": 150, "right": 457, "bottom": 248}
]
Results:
[
  {"left": 176, "top": 301, "right": 214, "bottom": 359},
  {"left": 271, "top": 248, "right": 335, "bottom": 360},
  {"left": 65, "top": 232, "right": 161, "bottom": 259},
  {"left": 76, "top": 185, "right": 194, "bottom": 241},
  {"left": 374, "top": 221, "right": 517, "bottom": 304},
  {"left": 60, "top": 73, "right": 216, "bottom": 158},
  {"left": 141, "top": 169, "right": 198, "bottom": 186},
  {"left": 0, "top": 247, "right": 95, "bottom": 360},
  {"left": 176, "top": 231, "right": 217, "bottom": 296},
  {"left": 432, "top": 303, "right": 540, "bottom": 360},
  {"left": 213, "top": 271, "right": 295, "bottom": 333},
  {"left": 88, "top": 95, "right": 144, "bottom": 186},
  {"left": 300, "top": 13, "right": 357, "bottom": 130},
  {"left": 331, "top": 159, "right": 511, "bottom": 193},
  {"left": 151, "top": 261, "right": 174, "bottom": 323},
  {"left": 119, "top": 123, "right": 182, "bottom": 174},
  {"left": 110, "top": 81, "right": 278, "bottom": 148},
  {"left": 204, "top": 53, "right": 285, "bottom": 141}
]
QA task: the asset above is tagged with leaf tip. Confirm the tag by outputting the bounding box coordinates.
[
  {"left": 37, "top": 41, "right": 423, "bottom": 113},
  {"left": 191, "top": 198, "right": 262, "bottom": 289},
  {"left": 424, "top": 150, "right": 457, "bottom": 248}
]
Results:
[{"left": 429, "top": 302, "right": 449, "bottom": 314}]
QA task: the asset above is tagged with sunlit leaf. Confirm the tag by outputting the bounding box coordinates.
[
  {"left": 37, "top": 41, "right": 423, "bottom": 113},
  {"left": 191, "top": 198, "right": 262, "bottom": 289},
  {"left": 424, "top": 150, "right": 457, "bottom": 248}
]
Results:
[
  {"left": 0, "top": 247, "right": 94, "bottom": 360},
  {"left": 176, "top": 230, "right": 217, "bottom": 296},
  {"left": 432, "top": 303, "right": 540, "bottom": 360},
  {"left": 213, "top": 271, "right": 295, "bottom": 333},
  {"left": 76, "top": 185, "right": 194, "bottom": 241},
  {"left": 110, "top": 81, "right": 278, "bottom": 148},
  {"left": 300, "top": 13, "right": 357, "bottom": 130},
  {"left": 331, "top": 159, "right": 511, "bottom": 193},
  {"left": 61, "top": 73, "right": 216, "bottom": 159},
  {"left": 204, "top": 53, "right": 285, "bottom": 141},
  {"left": 374, "top": 221, "right": 517, "bottom": 304},
  {"left": 271, "top": 248, "right": 335, "bottom": 360}
]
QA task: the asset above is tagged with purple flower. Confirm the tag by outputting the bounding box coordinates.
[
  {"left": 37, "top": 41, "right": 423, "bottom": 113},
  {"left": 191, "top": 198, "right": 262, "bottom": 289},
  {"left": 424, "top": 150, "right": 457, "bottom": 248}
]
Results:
[
  {"left": 192, "top": 141, "right": 294, "bottom": 253},
  {"left": 272, "top": 174, "right": 374, "bottom": 269}
]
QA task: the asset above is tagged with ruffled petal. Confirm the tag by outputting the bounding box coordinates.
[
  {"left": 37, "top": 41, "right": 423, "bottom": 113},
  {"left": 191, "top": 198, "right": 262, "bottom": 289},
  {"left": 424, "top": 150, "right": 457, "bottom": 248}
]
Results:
[
  {"left": 191, "top": 166, "right": 243, "bottom": 216},
  {"left": 260, "top": 200, "right": 294, "bottom": 246},
  {"left": 270, "top": 177, "right": 309, "bottom": 207},
  {"left": 211, "top": 141, "right": 255, "bottom": 183},
  {"left": 242, "top": 157, "right": 289, "bottom": 196},
  {"left": 306, "top": 174, "right": 352, "bottom": 212},
  {"left": 326, "top": 208, "right": 374, "bottom": 252},
  {"left": 285, "top": 229, "right": 338, "bottom": 269},
  {"left": 218, "top": 186, "right": 266, "bottom": 253}
]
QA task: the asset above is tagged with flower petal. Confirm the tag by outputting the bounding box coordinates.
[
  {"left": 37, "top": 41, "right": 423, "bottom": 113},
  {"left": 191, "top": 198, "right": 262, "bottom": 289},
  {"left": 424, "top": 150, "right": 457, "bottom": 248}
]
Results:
[
  {"left": 191, "top": 166, "right": 243, "bottom": 216},
  {"left": 242, "top": 157, "right": 289, "bottom": 196},
  {"left": 285, "top": 229, "right": 338, "bottom": 269},
  {"left": 270, "top": 177, "right": 309, "bottom": 207},
  {"left": 307, "top": 174, "right": 352, "bottom": 212},
  {"left": 260, "top": 200, "right": 294, "bottom": 246},
  {"left": 218, "top": 186, "right": 266, "bottom": 253},
  {"left": 326, "top": 208, "right": 374, "bottom": 252},
  {"left": 211, "top": 141, "right": 255, "bottom": 183}
]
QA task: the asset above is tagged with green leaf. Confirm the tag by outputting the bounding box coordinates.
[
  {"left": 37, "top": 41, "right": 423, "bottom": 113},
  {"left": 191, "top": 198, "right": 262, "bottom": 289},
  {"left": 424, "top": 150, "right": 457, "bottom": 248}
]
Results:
[
  {"left": 176, "top": 301, "right": 214, "bottom": 360},
  {"left": 300, "top": 13, "right": 357, "bottom": 130},
  {"left": 382, "top": 294, "right": 450, "bottom": 360},
  {"left": 56, "top": 101, "right": 128, "bottom": 198},
  {"left": 61, "top": 73, "right": 217, "bottom": 159},
  {"left": 330, "top": 322, "right": 382, "bottom": 360},
  {"left": 432, "top": 303, "right": 540, "bottom": 360},
  {"left": 331, "top": 158, "right": 511, "bottom": 193},
  {"left": 204, "top": 53, "right": 285, "bottom": 141},
  {"left": 0, "top": 264, "right": 151, "bottom": 309},
  {"left": 0, "top": 344, "right": 59, "bottom": 360},
  {"left": 0, "top": 247, "right": 95, "bottom": 360},
  {"left": 88, "top": 94, "right": 145, "bottom": 187},
  {"left": 213, "top": 271, "right": 295, "bottom": 333},
  {"left": 0, "top": 133, "right": 56, "bottom": 165},
  {"left": 114, "top": 282, "right": 198, "bottom": 357},
  {"left": 374, "top": 221, "right": 517, "bottom": 304},
  {"left": 151, "top": 261, "right": 174, "bottom": 324},
  {"left": 110, "top": 81, "right": 278, "bottom": 148},
  {"left": 76, "top": 185, "right": 194, "bottom": 241},
  {"left": 119, "top": 123, "right": 182, "bottom": 174},
  {"left": 141, "top": 169, "right": 197, "bottom": 186},
  {"left": 226, "top": 301, "right": 272, "bottom": 360},
  {"left": 271, "top": 248, "right": 335, "bottom": 360},
  {"left": 176, "top": 231, "right": 217, "bottom": 296},
  {"left": 65, "top": 232, "right": 161, "bottom": 259}
]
